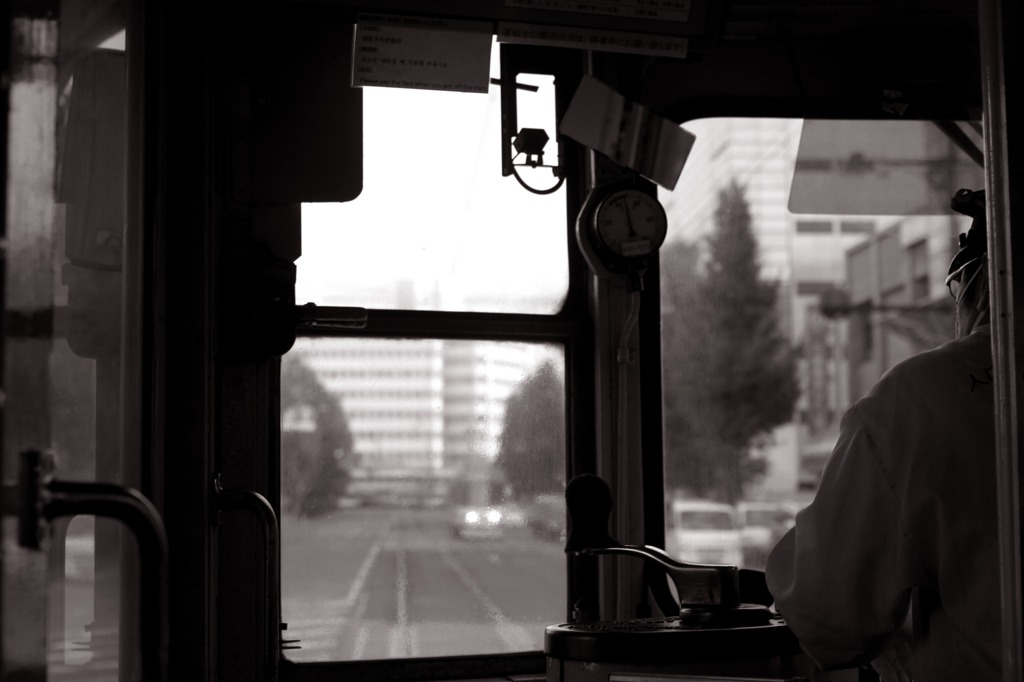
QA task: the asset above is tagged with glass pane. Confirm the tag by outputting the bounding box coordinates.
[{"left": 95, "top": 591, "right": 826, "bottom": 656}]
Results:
[
  {"left": 63, "top": 517, "right": 96, "bottom": 667},
  {"left": 281, "top": 337, "right": 567, "bottom": 661},
  {"left": 659, "top": 118, "right": 978, "bottom": 570},
  {"left": 2, "top": 4, "right": 137, "bottom": 678},
  {"left": 295, "top": 51, "right": 568, "bottom": 314}
]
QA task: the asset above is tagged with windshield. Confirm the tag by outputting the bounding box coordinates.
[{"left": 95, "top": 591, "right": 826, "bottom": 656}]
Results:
[
  {"left": 659, "top": 117, "right": 982, "bottom": 569},
  {"left": 295, "top": 46, "right": 567, "bottom": 314}
]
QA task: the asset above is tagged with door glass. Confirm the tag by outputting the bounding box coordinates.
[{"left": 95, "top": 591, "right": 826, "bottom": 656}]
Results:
[
  {"left": 280, "top": 337, "right": 567, "bottom": 660},
  {"left": 658, "top": 118, "right": 982, "bottom": 569},
  {"left": 3, "top": 4, "right": 140, "bottom": 679}
]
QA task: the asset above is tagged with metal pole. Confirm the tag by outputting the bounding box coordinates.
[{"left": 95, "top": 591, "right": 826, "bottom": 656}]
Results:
[{"left": 978, "top": 0, "right": 1024, "bottom": 678}]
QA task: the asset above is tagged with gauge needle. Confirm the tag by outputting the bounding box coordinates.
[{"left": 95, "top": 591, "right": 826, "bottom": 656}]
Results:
[{"left": 619, "top": 197, "right": 638, "bottom": 237}]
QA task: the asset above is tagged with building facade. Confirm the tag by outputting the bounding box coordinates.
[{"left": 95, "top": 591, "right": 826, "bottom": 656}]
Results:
[{"left": 289, "top": 333, "right": 556, "bottom": 507}]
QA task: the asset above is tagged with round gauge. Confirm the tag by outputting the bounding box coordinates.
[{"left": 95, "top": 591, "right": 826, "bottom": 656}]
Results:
[{"left": 593, "top": 188, "right": 668, "bottom": 258}]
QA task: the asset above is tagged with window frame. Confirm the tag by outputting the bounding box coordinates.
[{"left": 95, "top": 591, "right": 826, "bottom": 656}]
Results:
[
  {"left": 279, "top": 308, "right": 593, "bottom": 682},
  {"left": 278, "top": 47, "right": 597, "bottom": 674}
]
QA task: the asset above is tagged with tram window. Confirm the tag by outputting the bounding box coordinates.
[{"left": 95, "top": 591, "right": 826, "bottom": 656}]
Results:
[
  {"left": 280, "top": 337, "right": 567, "bottom": 661},
  {"left": 296, "top": 60, "right": 568, "bottom": 314},
  {"left": 2, "top": 6, "right": 139, "bottom": 674},
  {"left": 659, "top": 117, "right": 982, "bottom": 569}
]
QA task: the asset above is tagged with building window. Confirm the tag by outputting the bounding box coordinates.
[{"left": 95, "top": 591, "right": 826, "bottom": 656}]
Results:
[
  {"left": 795, "top": 220, "right": 832, "bottom": 234},
  {"left": 796, "top": 281, "right": 836, "bottom": 296},
  {"left": 840, "top": 220, "right": 874, "bottom": 234}
]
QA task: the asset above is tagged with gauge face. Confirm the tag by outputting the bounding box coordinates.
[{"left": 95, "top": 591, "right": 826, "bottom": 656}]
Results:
[{"left": 593, "top": 189, "right": 668, "bottom": 258}]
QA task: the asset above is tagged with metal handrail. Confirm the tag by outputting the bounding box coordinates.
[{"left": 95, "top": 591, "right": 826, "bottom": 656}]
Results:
[
  {"left": 215, "top": 475, "right": 282, "bottom": 679},
  {"left": 17, "top": 450, "right": 169, "bottom": 682}
]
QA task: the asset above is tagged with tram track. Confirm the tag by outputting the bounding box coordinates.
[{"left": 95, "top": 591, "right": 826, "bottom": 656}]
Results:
[{"left": 282, "top": 508, "right": 563, "bottom": 662}]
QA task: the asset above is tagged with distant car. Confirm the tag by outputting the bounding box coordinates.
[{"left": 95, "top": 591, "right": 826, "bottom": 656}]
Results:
[
  {"left": 526, "top": 493, "right": 566, "bottom": 543},
  {"left": 495, "top": 502, "right": 527, "bottom": 528},
  {"left": 737, "top": 501, "right": 798, "bottom": 568},
  {"left": 670, "top": 499, "right": 743, "bottom": 566},
  {"left": 452, "top": 505, "right": 505, "bottom": 540}
]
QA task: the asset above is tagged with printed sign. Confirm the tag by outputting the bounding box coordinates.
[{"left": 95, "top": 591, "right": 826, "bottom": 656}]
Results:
[
  {"left": 353, "top": 14, "right": 492, "bottom": 93},
  {"left": 498, "top": 21, "right": 688, "bottom": 58},
  {"left": 559, "top": 75, "right": 695, "bottom": 190}
]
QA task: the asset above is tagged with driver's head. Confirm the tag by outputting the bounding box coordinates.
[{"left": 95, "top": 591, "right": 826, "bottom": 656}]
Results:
[{"left": 945, "top": 188, "right": 988, "bottom": 337}]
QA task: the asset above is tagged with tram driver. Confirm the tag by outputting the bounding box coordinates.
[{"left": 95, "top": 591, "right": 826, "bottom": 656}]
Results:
[{"left": 765, "top": 189, "right": 1000, "bottom": 681}]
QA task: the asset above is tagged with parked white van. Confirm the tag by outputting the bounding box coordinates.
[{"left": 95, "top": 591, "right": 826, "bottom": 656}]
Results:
[{"left": 669, "top": 499, "right": 743, "bottom": 566}]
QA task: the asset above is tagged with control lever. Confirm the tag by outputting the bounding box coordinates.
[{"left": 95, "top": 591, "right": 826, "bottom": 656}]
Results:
[
  {"left": 579, "top": 544, "right": 740, "bottom": 609},
  {"left": 549, "top": 476, "right": 798, "bottom": 672},
  {"left": 564, "top": 474, "right": 770, "bottom": 625}
]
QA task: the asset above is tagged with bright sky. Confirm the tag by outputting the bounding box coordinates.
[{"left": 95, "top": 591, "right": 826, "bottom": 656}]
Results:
[{"left": 296, "top": 54, "right": 569, "bottom": 312}]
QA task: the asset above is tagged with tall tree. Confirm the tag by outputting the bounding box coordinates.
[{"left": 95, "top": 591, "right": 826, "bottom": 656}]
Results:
[
  {"left": 280, "top": 353, "right": 354, "bottom": 517},
  {"left": 495, "top": 360, "right": 565, "bottom": 500},
  {"left": 662, "top": 180, "right": 800, "bottom": 502}
]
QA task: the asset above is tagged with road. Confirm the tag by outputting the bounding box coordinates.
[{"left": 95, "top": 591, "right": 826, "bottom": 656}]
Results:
[{"left": 280, "top": 507, "right": 566, "bottom": 662}]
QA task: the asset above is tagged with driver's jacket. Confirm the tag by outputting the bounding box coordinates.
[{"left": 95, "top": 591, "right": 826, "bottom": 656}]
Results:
[{"left": 766, "top": 325, "right": 1000, "bottom": 680}]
